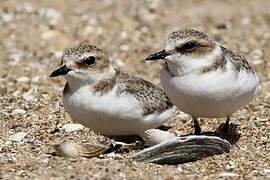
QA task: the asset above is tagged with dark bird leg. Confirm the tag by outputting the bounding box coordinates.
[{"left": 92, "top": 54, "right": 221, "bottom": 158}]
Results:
[
  {"left": 192, "top": 117, "right": 201, "bottom": 135},
  {"left": 215, "top": 116, "right": 231, "bottom": 135},
  {"left": 215, "top": 116, "right": 240, "bottom": 144},
  {"left": 223, "top": 116, "right": 230, "bottom": 133}
]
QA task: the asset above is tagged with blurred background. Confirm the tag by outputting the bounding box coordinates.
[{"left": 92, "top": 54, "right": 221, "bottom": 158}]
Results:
[{"left": 0, "top": 0, "right": 269, "bottom": 179}]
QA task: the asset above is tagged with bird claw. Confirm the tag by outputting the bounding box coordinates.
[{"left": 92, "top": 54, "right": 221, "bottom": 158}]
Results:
[{"left": 215, "top": 122, "right": 240, "bottom": 145}]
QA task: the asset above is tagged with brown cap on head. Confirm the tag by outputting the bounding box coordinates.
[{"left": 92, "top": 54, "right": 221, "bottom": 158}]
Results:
[
  {"left": 63, "top": 43, "right": 104, "bottom": 58},
  {"left": 167, "top": 29, "right": 211, "bottom": 42},
  {"left": 146, "top": 29, "right": 217, "bottom": 61},
  {"left": 50, "top": 43, "right": 111, "bottom": 77}
]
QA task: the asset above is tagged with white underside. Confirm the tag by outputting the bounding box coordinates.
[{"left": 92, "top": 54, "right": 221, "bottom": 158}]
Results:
[
  {"left": 161, "top": 62, "right": 258, "bottom": 118},
  {"left": 63, "top": 85, "right": 176, "bottom": 136}
]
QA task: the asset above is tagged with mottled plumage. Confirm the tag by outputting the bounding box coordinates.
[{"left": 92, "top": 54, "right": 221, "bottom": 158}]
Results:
[
  {"left": 63, "top": 44, "right": 102, "bottom": 58},
  {"left": 166, "top": 29, "right": 215, "bottom": 57},
  {"left": 200, "top": 53, "right": 227, "bottom": 74},
  {"left": 115, "top": 71, "right": 173, "bottom": 115},
  {"left": 220, "top": 46, "right": 255, "bottom": 74},
  {"left": 198, "top": 45, "right": 254, "bottom": 74},
  {"left": 90, "top": 70, "right": 173, "bottom": 115},
  {"left": 146, "top": 29, "right": 258, "bottom": 135},
  {"left": 168, "top": 29, "right": 212, "bottom": 42},
  {"left": 51, "top": 43, "right": 176, "bottom": 138}
]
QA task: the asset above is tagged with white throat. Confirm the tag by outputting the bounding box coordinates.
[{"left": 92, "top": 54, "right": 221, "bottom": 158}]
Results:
[
  {"left": 64, "top": 66, "right": 116, "bottom": 91},
  {"left": 166, "top": 45, "right": 221, "bottom": 76}
]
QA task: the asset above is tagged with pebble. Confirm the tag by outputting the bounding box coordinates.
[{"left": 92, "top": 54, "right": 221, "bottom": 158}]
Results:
[
  {"left": 8, "top": 51, "right": 24, "bottom": 65},
  {"left": 218, "top": 172, "right": 239, "bottom": 177},
  {"left": 263, "top": 169, "right": 270, "bottom": 177},
  {"left": 250, "top": 49, "right": 264, "bottom": 60},
  {"left": 41, "top": 30, "right": 62, "bottom": 40},
  {"left": 8, "top": 132, "right": 28, "bottom": 142},
  {"left": 62, "top": 123, "right": 84, "bottom": 132},
  {"left": 176, "top": 111, "right": 190, "bottom": 123},
  {"left": 39, "top": 8, "right": 62, "bottom": 26},
  {"left": 105, "top": 152, "right": 124, "bottom": 159},
  {"left": 39, "top": 8, "right": 62, "bottom": 20},
  {"left": 41, "top": 30, "right": 70, "bottom": 48},
  {"left": 12, "top": 108, "right": 26, "bottom": 115},
  {"left": 23, "top": 91, "right": 35, "bottom": 101},
  {"left": 119, "top": 44, "right": 130, "bottom": 51},
  {"left": 120, "top": 31, "right": 128, "bottom": 39},
  {"left": 177, "top": 166, "right": 183, "bottom": 172},
  {"left": 21, "top": 2, "right": 34, "bottom": 13},
  {"left": 32, "top": 76, "right": 40, "bottom": 83},
  {"left": 1, "top": 13, "right": 14, "bottom": 23},
  {"left": 17, "top": 76, "right": 30, "bottom": 83},
  {"left": 241, "top": 17, "right": 251, "bottom": 25},
  {"left": 82, "top": 26, "right": 95, "bottom": 36},
  {"left": 252, "top": 59, "right": 264, "bottom": 65},
  {"left": 115, "top": 58, "right": 125, "bottom": 67}
]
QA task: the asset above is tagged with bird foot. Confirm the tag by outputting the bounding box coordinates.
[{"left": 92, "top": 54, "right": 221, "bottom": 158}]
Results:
[
  {"left": 192, "top": 127, "right": 201, "bottom": 135},
  {"left": 215, "top": 122, "right": 240, "bottom": 144}
]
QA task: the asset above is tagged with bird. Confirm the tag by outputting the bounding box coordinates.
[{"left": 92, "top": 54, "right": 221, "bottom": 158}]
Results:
[
  {"left": 145, "top": 29, "right": 259, "bottom": 135},
  {"left": 49, "top": 43, "right": 176, "bottom": 145}
]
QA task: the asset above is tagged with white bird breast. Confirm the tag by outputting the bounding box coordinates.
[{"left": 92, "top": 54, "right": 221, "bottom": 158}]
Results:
[
  {"left": 63, "top": 85, "right": 175, "bottom": 135},
  {"left": 161, "top": 61, "right": 258, "bottom": 118}
]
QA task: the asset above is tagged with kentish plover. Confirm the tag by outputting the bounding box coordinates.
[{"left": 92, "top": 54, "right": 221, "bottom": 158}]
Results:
[
  {"left": 146, "top": 29, "right": 259, "bottom": 135},
  {"left": 50, "top": 43, "right": 176, "bottom": 144}
]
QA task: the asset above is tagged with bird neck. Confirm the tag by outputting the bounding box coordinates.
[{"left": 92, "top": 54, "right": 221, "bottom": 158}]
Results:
[
  {"left": 65, "top": 66, "right": 117, "bottom": 92},
  {"left": 167, "top": 45, "right": 222, "bottom": 76}
]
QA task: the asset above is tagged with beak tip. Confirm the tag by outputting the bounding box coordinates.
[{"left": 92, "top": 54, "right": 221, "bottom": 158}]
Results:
[
  {"left": 49, "top": 65, "right": 71, "bottom": 78},
  {"left": 145, "top": 49, "right": 169, "bottom": 61},
  {"left": 49, "top": 71, "right": 58, "bottom": 77},
  {"left": 145, "top": 56, "right": 152, "bottom": 61}
]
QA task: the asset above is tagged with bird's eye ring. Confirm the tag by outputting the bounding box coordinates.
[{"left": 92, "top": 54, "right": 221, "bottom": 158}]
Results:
[{"left": 84, "top": 56, "right": 96, "bottom": 66}]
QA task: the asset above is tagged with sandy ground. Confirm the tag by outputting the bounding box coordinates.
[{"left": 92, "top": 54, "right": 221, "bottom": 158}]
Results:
[{"left": 0, "top": 0, "right": 269, "bottom": 179}]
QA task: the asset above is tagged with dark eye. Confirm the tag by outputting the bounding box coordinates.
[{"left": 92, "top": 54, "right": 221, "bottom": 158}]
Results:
[
  {"left": 182, "top": 42, "right": 196, "bottom": 50},
  {"left": 84, "top": 56, "right": 96, "bottom": 66}
]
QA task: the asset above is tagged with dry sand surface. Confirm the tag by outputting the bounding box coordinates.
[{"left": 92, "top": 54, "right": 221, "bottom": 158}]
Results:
[{"left": 0, "top": 0, "right": 270, "bottom": 179}]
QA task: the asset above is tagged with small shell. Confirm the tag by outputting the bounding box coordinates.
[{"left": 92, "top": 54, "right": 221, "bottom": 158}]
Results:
[
  {"left": 142, "top": 129, "right": 176, "bottom": 146},
  {"left": 133, "top": 135, "right": 231, "bottom": 164},
  {"left": 55, "top": 142, "right": 107, "bottom": 158}
]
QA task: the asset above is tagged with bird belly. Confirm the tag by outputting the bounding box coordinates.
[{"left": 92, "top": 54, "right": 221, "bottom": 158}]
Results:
[
  {"left": 63, "top": 86, "right": 171, "bottom": 135},
  {"left": 161, "top": 66, "right": 258, "bottom": 118}
]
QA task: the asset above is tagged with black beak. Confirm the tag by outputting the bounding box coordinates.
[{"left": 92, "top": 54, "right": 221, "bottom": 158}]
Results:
[
  {"left": 145, "top": 50, "right": 170, "bottom": 61},
  {"left": 49, "top": 65, "right": 72, "bottom": 77}
]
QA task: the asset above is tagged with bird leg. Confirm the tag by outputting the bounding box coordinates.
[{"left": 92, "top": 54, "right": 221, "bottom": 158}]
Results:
[
  {"left": 215, "top": 116, "right": 231, "bottom": 135},
  {"left": 223, "top": 116, "right": 230, "bottom": 133},
  {"left": 192, "top": 117, "right": 201, "bottom": 135}
]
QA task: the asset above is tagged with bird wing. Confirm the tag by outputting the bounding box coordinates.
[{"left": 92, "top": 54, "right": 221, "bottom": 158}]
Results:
[
  {"left": 220, "top": 46, "right": 255, "bottom": 74},
  {"left": 115, "top": 71, "right": 174, "bottom": 115}
]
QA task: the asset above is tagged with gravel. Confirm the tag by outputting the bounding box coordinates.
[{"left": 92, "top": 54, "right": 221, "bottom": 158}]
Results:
[{"left": 0, "top": 0, "right": 269, "bottom": 179}]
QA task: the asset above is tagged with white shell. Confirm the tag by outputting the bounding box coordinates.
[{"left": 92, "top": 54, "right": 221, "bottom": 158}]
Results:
[
  {"left": 142, "top": 129, "right": 176, "bottom": 146},
  {"left": 133, "top": 135, "right": 231, "bottom": 164},
  {"left": 55, "top": 142, "right": 106, "bottom": 158},
  {"left": 55, "top": 142, "right": 80, "bottom": 158}
]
